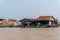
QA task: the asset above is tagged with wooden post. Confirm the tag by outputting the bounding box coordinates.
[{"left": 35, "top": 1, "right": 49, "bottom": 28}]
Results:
[
  {"left": 27, "top": 22, "right": 30, "bottom": 26},
  {"left": 49, "top": 20, "right": 51, "bottom": 25}
]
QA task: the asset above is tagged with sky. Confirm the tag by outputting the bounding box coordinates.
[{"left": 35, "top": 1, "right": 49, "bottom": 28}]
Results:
[{"left": 0, "top": 0, "right": 60, "bottom": 21}]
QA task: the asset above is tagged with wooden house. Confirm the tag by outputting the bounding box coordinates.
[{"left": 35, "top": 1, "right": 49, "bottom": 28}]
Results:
[{"left": 20, "top": 16, "right": 58, "bottom": 27}]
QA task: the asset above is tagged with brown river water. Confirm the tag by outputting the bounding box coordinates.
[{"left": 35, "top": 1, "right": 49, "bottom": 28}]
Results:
[{"left": 0, "top": 27, "right": 60, "bottom": 40}]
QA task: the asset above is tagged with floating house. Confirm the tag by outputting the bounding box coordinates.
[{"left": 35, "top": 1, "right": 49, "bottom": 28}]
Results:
[{"left": 20, "top": 16, "right": 58, "bottom": 27}]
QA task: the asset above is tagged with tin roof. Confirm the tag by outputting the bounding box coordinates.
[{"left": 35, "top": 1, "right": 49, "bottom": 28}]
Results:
[
  {"left": 37, "top": 16, "right": 55, "bottom": 20},
  {"left": 21, "top": 16, "right": 58, "bottom": 21}
]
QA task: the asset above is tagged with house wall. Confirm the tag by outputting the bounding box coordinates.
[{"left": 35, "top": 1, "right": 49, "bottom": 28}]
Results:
[{"left": 49, "top": 17, "right": 54, "bottom": 21}]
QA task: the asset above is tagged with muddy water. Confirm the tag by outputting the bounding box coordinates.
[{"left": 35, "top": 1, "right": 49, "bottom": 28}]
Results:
[{"left": 0, "top": 27, "right": 60, "bottom": 40}]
